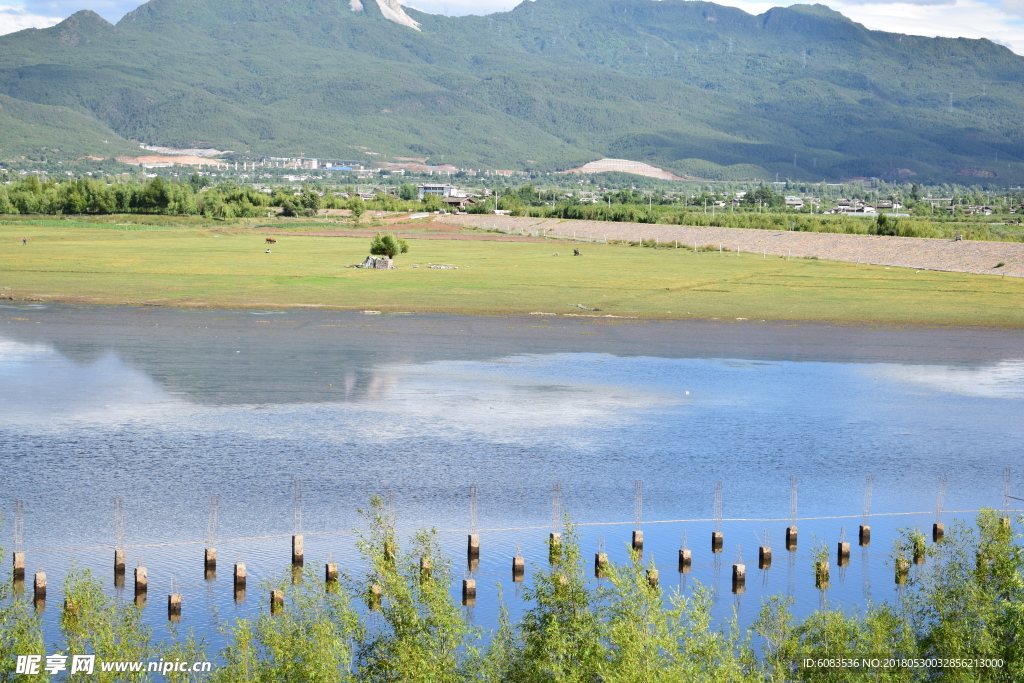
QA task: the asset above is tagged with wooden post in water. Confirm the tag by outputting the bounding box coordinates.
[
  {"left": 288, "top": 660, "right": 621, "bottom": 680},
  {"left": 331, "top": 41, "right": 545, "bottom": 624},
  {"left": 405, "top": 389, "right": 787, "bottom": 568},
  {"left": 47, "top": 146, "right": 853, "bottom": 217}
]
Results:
[
  {"left": 815, "top": 561, "right": 830, "bottom": 590},
  {"left": 205, "top": 548, "right": 217, "bottom": 571},
  {"left": 646, "top": 569, "right": 659, "bottom": 588},
  {"left": 234, "top": 563, "right": 246, "bottom": 602},
  {"left": 861, "top": 475, "right": 874, "bottom": 547},
  {"left": 114, "top": 549, "right": 126, "bottom": 575},
  {"left": 759, "top": 546, "right": 772, "bottom": 570},
  {"left": 732, "top": 564, "right": 746, "bottom": 593},
  {"left": 512, "top": 555, "right": 525, "bottom": 583},
  {"left": 462, "top": 579, "right": 476, "bottom": 606},
  {"left": 678, "top": 549, "right": 692, "bottom": 573},
  {"left": 419, "top": 557, "right": 432, "bottom": 583},
  {"left": 787, "top": 476, "right": 799, "bottom": 551},
  {"left": 711, "top": 532, "right": 723, "bottom": 553},
  {"left": 33, "top": 572, "right": 46, "bottom": 599},
  {"left": 631, "top": 530, "right": 644, "bottom": 553},
  {"left": 292, "top": 535, "right": 304, "bottom": 566},
  {"left": 270, "top": 590, "right": 284, "bottom": 613},
  {"left": 837, "top": 542, "right": 851, "bottom": 567},
  {"left": 168, "top": 593, "right": 182, "bottom": 622},
  {"left": 895, "top": 558, "right": 910, "bottom": 584},
  {"left": 467, "top": 534, "right": 480, "bottom": 561},
  {"left": 135, "top": 567, "right": 148, "bottom": 595},
  {"left": 549, "top": 532, "right": 562, "bottom": 564},
  {"left": 595, "top": 553, "right": 608, "bottom": 579},
  {"left": 12, "top": 552, "right": 24, "bottom": 581},
  {"left": 933, "top": 523, "right": 945, "bottom": 543},
  {"left": 369, "top": 584, "right": 382, "bottom": 611},
  {"left": 325, "top": 563, "right": 339, "bottom": 583}
]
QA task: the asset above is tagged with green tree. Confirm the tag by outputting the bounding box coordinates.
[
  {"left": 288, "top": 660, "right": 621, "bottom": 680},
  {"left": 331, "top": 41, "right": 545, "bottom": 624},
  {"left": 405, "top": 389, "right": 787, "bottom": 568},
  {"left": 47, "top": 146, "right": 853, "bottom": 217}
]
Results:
[
  {"left": 348, "top": 195, "right": 365, "bottom": 221},
  {"left": 422, "top": 194, "right": 443, "bottom": 212},
  {"left": 399, "top": 184, "right": 417, "bottom": 201},
  {"left": 369, "top": 233, "right": 409, "bottom": 260},
  {"left": 300, "top": 187, "right": 322, "bottom": 216}
]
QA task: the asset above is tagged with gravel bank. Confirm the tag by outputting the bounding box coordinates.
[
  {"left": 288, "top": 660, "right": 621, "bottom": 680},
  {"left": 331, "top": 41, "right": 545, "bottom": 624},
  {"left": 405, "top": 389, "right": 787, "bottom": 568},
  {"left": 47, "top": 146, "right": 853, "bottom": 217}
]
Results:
[{"left": 444, "top": 215, "right": 1024, "bottom": 278}]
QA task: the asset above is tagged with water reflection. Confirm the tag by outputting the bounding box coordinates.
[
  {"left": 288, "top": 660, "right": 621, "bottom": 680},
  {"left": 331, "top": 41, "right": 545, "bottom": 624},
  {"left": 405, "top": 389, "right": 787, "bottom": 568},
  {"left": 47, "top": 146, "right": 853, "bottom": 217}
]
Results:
[{"left": 0, "top": 304, "right": 1022, "bottom": 650}]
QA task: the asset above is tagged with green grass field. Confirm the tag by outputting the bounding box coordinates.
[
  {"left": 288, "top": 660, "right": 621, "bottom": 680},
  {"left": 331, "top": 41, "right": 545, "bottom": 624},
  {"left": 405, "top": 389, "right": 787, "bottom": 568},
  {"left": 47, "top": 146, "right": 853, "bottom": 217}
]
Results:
[{"left": 2, "top": 221, "right": 1023, "bottom": 326}]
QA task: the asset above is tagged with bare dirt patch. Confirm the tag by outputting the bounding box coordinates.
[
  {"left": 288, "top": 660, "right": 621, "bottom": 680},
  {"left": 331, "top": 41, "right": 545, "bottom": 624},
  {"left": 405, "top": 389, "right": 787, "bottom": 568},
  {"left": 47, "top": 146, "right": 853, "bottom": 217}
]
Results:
[{"left": 445, "top": 215, "right": 1024, "bottom": 277}]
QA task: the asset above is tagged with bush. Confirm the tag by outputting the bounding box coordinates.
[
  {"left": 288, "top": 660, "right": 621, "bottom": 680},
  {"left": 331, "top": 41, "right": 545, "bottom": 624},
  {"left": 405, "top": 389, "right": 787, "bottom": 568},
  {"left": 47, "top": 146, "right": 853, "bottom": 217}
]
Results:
[{"left": 369, "top": 233, "right": 410, "bottom": 259}]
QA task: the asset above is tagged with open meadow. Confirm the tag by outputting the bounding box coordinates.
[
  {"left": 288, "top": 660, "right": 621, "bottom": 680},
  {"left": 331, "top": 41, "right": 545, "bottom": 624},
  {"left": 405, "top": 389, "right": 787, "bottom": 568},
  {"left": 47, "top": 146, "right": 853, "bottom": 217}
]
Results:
[{"left": 2, "top": 218, "right": 1023, "bottom": 326}]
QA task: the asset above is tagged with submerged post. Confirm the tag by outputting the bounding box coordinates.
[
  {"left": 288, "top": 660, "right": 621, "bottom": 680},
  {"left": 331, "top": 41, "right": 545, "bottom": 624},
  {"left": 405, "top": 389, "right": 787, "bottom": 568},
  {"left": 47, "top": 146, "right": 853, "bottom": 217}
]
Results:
[
  {"left": 549, "top": 532, "right": 562, "bottom": 564},
  {"left": 732, "top": 564, "right": 746, "bottom": 593},
  {"left": 759, "top": 546, "right": 772, "bottom": 570},
  {"left": 168, "top": 593, "right": 182, "bottom": 621},
  {"left": 595, "top": 552, "right": 609, "bottom": 579},
  {"left": 837, "top": 541, "right": 851, "bottom": 567},
  {"left": 135, "top": 566, "right": 148, "bottom": 594},
  {"left": 462, "top": 579, "right": 476, "bottom": 606},
  {"left": 787, "top": 475, "right": 798, "bottom": 551},
  {"left": 33, "top": 572, "right": 46, "bottom": 599},
  {"left": 678, "top": 548, "right": 692, "bottom": 573},
  {"left": 12, "top": 552, "right": 24, "bottom": 581},
  {"left": 861, "top": 475, "right": 874, "bottom": 547}
]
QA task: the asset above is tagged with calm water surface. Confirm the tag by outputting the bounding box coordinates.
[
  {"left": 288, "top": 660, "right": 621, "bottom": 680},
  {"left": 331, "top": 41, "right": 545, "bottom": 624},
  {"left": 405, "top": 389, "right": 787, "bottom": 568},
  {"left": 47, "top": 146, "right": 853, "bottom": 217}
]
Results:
[{"left": 1, "top": 304, "right": 1022, "bottom": 653}]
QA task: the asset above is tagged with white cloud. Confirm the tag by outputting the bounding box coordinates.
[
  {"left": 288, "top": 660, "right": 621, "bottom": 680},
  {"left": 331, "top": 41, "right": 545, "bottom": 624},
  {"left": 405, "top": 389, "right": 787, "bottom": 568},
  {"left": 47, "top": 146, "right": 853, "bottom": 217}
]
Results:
[
  {"left": 3, "top": 0, "right": 1024, "bottom": 53},
  {"left": 645, "top": 0, "right": 1024, "bottom": 54},
  {"left": 0, "top": 4, "right": 61, "bottom": 36},
  {"left": 404, "top": 0, "right": 1024, "bottom": 55},
  {"left": 875, "top": 360, "right": 1024, "bottom": 399}
]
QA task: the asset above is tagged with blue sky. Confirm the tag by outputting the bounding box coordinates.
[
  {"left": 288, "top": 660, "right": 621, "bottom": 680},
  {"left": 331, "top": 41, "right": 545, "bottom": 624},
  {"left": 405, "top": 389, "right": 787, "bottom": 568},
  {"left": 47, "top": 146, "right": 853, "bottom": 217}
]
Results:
[{"left": 3, "top": 0, "right": 1024, "bottom": 53}]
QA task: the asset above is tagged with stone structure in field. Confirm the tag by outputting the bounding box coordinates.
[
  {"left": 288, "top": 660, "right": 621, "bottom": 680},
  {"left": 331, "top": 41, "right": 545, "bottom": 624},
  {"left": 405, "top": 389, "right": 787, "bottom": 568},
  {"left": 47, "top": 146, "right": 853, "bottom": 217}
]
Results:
[{"left": 359, "top": 256, "right": 394, "bottom": 270}]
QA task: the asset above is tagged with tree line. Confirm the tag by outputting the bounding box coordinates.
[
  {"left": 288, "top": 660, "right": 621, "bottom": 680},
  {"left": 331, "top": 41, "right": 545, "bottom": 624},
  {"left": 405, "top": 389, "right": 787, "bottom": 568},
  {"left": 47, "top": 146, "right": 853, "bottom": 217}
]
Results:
[
  {"left": 0, "top": 176, "right": 432, "bottom": 219},
  {"left": 1, "top": 506, "right": 1020, "bottom": 681}
]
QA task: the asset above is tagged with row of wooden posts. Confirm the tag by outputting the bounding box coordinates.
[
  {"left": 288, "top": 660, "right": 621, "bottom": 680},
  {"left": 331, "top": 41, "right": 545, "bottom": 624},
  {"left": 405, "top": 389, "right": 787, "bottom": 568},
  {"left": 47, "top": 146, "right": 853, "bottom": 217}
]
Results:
[{"left": 12, "top": 520, "right": 981, "bottom": 620}]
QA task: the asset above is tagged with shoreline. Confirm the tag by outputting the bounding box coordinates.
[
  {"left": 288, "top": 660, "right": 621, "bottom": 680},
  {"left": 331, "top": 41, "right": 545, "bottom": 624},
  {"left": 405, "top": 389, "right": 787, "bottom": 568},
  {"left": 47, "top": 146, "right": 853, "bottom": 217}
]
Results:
[{"left": 5, "top": 295, "right": 1024, "bottom": 331}]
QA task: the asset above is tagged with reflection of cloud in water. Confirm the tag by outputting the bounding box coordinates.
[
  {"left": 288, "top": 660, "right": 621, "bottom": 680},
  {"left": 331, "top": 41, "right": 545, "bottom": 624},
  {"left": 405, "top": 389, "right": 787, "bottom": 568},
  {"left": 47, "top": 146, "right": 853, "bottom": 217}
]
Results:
[
  {"left": 0, "top": 338, "right": 188, "bottom": 424},
  {"left": 876, "top": 361, "right": 1024, "bottom": 399},
  {"left": 1, "top": 343, "right": 677, "bottom": 444},
  {"left": 343, "top": 357, "right": 680, "bottom": 442}
]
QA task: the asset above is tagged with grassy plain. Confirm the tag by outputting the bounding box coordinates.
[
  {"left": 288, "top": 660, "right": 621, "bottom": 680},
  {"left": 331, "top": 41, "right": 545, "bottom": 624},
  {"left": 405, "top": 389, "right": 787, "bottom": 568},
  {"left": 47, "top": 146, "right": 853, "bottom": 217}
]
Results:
[{"left": 2, "top": 220, "right": 1023, "bottom": 326}]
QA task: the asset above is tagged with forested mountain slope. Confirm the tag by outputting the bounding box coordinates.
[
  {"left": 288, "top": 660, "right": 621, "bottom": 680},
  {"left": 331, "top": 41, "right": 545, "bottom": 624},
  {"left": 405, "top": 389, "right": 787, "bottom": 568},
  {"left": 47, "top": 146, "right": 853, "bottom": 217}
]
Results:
[{"left": 1, "top": 0, "right": 1022, "bottom": 182}]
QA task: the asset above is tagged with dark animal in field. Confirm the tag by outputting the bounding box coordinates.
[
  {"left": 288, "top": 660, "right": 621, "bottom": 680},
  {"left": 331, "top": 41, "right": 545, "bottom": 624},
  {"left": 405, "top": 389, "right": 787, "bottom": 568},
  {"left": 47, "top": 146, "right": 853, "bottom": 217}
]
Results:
[
  {"left": 265, "top": 238, "right": 277, "bottom": 244},
  {"left": 574, "top": 248, "right": 581, "bottom": 256}
]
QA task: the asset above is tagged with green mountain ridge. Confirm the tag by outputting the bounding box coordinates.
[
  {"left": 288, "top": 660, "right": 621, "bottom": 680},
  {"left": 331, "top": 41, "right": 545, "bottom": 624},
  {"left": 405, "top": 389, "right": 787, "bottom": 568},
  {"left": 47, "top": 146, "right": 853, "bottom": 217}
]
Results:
[{"left": 1, "top": 0, "right": 1022, "bottom": 182}]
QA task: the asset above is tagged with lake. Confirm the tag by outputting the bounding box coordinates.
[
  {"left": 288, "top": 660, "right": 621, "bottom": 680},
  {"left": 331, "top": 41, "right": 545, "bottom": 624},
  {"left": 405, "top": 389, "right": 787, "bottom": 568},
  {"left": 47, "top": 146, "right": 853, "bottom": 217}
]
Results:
[{"left": 1, "top": 303, "right": 1022, "bottom": 653}]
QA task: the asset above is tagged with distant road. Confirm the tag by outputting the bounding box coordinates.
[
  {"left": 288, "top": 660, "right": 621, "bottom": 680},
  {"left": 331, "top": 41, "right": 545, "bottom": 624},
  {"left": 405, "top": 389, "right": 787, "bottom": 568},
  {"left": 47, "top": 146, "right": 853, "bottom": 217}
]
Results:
[{"left": 444, "top": 215, "right": 1024, "bottom": 278}]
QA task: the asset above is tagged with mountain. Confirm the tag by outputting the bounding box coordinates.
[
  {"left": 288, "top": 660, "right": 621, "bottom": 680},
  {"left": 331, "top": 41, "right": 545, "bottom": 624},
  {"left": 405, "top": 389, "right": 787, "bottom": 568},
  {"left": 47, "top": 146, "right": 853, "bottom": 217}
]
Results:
[{"left": 0, "top": 0, "right": 1022, "bottom": 182}]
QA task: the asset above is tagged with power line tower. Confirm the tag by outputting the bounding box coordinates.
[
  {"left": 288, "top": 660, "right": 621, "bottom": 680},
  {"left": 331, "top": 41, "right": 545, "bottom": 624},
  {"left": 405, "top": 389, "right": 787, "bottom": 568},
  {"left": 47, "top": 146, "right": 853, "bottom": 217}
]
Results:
[
  {"left": 13, "top": 500, "right": 23, "bottom": 554},
  {"left": 206, "top": 495, "right": 220, "bottom": 548},
  {"left": 551, "top": 482, "right": 562, "bottom": 530}
]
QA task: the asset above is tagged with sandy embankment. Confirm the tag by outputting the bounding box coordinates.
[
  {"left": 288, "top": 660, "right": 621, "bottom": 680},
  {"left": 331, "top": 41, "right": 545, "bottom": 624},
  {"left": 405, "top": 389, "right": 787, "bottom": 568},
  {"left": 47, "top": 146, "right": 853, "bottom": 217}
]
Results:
[{"left": 443, "top": 215, "right": 1024, "bottom": 278}]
